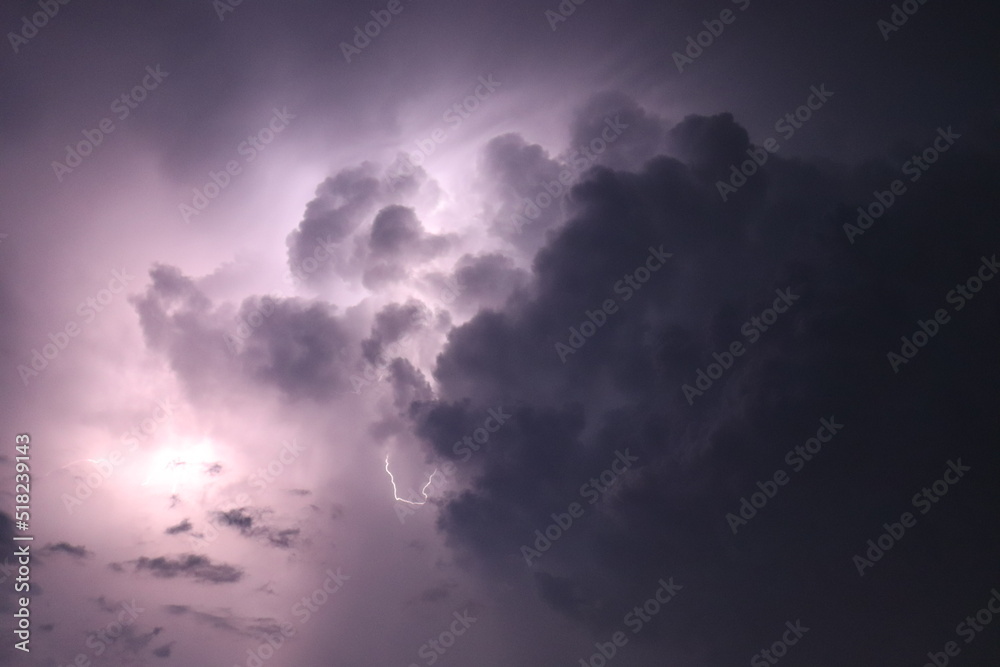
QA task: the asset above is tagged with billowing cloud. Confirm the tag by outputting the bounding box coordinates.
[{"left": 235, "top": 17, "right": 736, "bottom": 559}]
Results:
[{"left": 3, "top": 1, "right": 998, "bottom": 666}]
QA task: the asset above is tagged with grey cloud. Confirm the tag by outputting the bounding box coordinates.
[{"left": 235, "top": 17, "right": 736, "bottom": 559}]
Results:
[
  {"left": 133, "top": 267, "right": 354, "bottom": 401},
  {"left": 410, "top": 113, "right": 1000, "bottom": 663},
  {"left": 360, "top": 299, "right": 430, "bottom": 365},
  {"left": 121, "top": 554, "right": 244, "bottom": 584},
  {"left": 165, "top": 519, "right": 192, "bottom": 535},
  {"left": 41, "top": 542, "right": 91, "bottom": 559}
]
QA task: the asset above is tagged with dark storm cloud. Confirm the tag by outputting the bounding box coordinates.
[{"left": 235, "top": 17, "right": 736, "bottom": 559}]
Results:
[
  {"left": 439, "top": 253, "right": 530, "bottom": 312},
  {"left": 666, "top": 112, "right": 753, "bottom": 179},
  {"left": 387, "top": 358, "right": 435, "bottom": 411},
  {"left": 4, "top": 0, "right": 999, "bottom": 664},
  {"left": 481, "top": 93, "right": 668, "bottom": 252},
  {"left": 565, "top": 92, "right": 670, "bottom": 172},
  {"left": 411, "top": 113, "right": 1000, "bottom": 663},
  {"left": 120, "top": 554, "right": 244, "bottom": 584},
  {"left": 152, "top": 643, "right": 172, "bottom": 658},
  {"left": 133, "top": 265, "right": 354, "bottom": 401}
]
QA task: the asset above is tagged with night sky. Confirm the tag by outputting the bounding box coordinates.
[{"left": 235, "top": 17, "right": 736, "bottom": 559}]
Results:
[{"left": 2, "top": 0, "right": 1000, "bottom": 666}]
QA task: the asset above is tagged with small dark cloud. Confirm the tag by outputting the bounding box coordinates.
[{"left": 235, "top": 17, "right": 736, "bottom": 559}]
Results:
[
  {"left": 162, "top": 605, "right": 284, "bottom": 639},
  {"left": 214, "top": 508, "right": 254, "bottom": 531},
  {"left": 210, "top": 507, "right": 300, "bottom": 549},
  {"left": 41, "top": 542, "right": 91, "bottom": 559},
  {"left": 165, "top": 519, "right": 192, "bottom": 535},
  {"left": 266, "top": 528, "right": 300, "bottom": 549},
  {"left": 415, "top": 583, "right": 455, "bottom": 604},
  {"left": 120, "top": 554, "right": 244, "bottom": 584}
]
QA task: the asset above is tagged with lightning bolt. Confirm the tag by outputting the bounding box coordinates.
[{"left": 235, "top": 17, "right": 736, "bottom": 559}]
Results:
[{"left": 384, "top": 455, "right": 440, "bottom": 505}]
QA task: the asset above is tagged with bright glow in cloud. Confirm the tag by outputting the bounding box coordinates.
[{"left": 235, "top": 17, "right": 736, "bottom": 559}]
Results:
[{"left": 141, "top": 438, "right": 218, "bottom": 493}]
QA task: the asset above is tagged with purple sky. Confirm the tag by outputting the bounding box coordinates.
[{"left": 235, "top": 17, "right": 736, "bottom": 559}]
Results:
[{"left": 1, "top": 1, "right": 1000, "bottom": 666}]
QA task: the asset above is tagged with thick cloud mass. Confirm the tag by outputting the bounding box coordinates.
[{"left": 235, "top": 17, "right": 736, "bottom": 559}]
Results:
[
  {"left": 3, "top": 0, "right": 999, "bottom": 665},
  {"left": 133, "top": 265, "right": 354, "bottom": 401},
  {"left": 411, "top": 114, "right": 1000, "bottom": 663}
]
